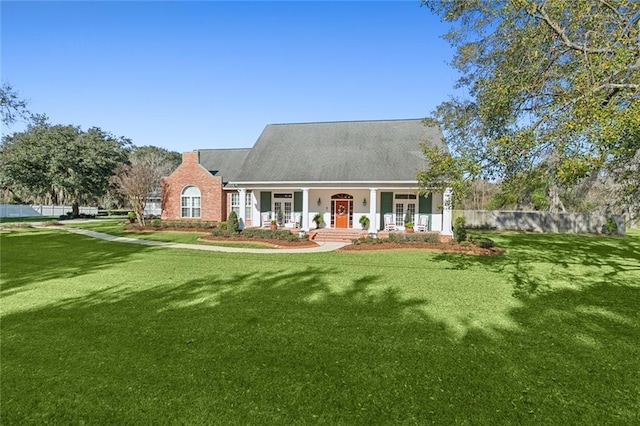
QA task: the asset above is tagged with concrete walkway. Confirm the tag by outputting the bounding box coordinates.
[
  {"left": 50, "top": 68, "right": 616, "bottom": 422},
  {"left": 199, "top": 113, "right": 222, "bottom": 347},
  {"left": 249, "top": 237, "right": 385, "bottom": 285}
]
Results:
[{"left": 64, "top": 227, "right": 348, "bottom": 254}]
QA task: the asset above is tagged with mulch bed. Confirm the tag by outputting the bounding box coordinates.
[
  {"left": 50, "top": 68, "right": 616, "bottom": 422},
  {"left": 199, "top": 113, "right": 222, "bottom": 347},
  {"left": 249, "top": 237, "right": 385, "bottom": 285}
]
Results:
[
  {"left": 339, "top": 241, "right": 505, "bottom": 255},
  {"left": 200, "top": 235, "right": 318, "bottom": 248}
]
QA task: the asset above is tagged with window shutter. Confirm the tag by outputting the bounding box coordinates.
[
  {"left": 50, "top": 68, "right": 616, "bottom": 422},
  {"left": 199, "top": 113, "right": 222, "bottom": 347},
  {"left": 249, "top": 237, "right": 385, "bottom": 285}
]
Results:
[
  {"left": 419, "top": 193, "right": 432, "bottom": 214},
  {"left": 293, "top": 192, "right": 303, "bottom": 212},
  {"left": 260, "top": 192, "right": 272, "bottom": 212},
  {"left": 380, "top": 192, "right": 393, "bottom": 231}
]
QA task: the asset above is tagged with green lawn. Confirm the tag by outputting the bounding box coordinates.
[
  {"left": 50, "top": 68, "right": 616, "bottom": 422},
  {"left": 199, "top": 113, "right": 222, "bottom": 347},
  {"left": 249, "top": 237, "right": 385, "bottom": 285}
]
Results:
[
  {"left": 1, "top": 228, "right": 638, "bottom": 424},
  {"left": 66, "top": 219, "right": 272, "bottom": 249}
]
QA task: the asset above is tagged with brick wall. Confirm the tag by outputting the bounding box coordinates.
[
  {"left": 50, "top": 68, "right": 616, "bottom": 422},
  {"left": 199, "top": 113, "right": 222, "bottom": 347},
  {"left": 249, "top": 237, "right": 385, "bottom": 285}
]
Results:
[{"left": 161, "top": 151, "right": 225, "bottom": 221}]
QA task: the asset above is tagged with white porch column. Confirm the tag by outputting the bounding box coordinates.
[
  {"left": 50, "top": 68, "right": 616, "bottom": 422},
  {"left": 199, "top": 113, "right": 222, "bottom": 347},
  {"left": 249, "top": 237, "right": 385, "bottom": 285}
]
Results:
[
  {"left": 238, "top": 188, "right": 246, "bottom": 229},
  {"left": 302, "top": 188, "right": 310, "bottom": 231},
  {"left": 441, "top": 187, "right": 453, "bottom": 236},
  {"left": 251, "top": 191, "right": 259, "bottom": 227},
  {"left": 369, "top": 188, "right": 378, "bottom": 235}
]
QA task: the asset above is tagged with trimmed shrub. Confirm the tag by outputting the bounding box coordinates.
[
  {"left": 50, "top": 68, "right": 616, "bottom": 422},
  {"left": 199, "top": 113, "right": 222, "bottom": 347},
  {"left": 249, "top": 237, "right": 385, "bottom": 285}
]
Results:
[
  {"left": 211, "top": 228, "right": 233, "bottom": 237},
  {"left": 602, "top": 218, "right": 618, "bottom": 235},
  {"left": 474, "top": 237, "right": 495, "bottom": 249},
  {"left": 351, "top": 236, "right": 384, "bottom": 245},
  {"left": 227, "top": 211, "right": 239, "bottom": 233},
  {"left": 151, "top": 219, "right": 162, "bottom": 228},
  {"left": 453, "top": 217, "right": 467, "bottom": 243}
]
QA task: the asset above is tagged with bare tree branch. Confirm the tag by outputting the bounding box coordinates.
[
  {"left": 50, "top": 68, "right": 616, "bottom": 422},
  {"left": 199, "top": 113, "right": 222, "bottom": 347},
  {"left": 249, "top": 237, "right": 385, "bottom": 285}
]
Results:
[{"left": 529, "top": 4, "right": 614, "bottom": 55}]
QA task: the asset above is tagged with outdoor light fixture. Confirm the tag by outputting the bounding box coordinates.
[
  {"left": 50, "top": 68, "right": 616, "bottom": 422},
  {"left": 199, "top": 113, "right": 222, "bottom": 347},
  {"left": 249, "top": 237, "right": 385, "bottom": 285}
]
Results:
[
  {"left": 317, "top": 197, "right": 322, "bottom": 206},
  {"left": 363, "top": 198, "right": 367, "bottom": 207}
]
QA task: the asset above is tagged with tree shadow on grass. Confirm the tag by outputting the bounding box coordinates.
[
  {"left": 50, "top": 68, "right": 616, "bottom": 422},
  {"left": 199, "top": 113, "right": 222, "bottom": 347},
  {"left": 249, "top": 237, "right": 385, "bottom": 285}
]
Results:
[
  {"left": 2, "top": 263, "right": 638, "bottom": 424},
  {"left": 434, "top": 232, "right": 640, "bottom": 298},
  {"left": 0, "top": 229, "right": 152, "bottom": 295}
]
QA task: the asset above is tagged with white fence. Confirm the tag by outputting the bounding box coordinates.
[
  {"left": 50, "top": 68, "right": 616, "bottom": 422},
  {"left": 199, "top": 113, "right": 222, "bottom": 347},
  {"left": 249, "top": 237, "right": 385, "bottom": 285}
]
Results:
[
  {"left": 0, "top": 204, "right": 98, "bottom": 218},
  {"left": 144, "top": 201, "right": 162, "bottom": 217},
  {"left": 453, "top": 210, "right": 625, "bottom": 235}
]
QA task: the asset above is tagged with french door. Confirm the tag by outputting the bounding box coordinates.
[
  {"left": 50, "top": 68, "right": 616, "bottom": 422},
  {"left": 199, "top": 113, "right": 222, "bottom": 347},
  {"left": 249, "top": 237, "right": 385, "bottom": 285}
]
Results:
[
  {"left": 273, "top": 193, "right": 293, "bottom": 225},
  {"left": 394, "top": 194, "right": 416, "bottom": 227}
]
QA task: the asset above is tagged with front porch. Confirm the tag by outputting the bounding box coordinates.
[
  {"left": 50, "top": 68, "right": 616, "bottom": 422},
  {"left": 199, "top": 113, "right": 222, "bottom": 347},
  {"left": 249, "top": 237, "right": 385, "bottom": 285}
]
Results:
[{"left": 233, "top": 187, "right": 454, "bottom": 236}]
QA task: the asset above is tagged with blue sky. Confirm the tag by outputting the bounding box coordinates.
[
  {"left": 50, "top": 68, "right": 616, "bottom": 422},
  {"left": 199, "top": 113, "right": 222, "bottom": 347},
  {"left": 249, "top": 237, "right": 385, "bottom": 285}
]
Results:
[{"left": 2, "top": 1, "right": 460, "bottom": 153}]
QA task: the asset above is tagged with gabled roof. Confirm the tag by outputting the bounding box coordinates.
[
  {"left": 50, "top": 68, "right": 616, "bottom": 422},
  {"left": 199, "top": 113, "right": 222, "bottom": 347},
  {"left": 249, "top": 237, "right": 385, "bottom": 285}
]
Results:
[
  {"left": 232, "top": 119, "right": 445, "bottom": 183},
  {"left": 197, "top": 148, "right": 251, "bottom": 183}
]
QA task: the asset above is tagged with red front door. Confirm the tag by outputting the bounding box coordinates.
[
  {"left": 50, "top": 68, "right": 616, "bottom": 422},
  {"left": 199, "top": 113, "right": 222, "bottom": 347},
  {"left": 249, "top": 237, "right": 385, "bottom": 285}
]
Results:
[{"left": 335, "top": 200, "right": 349, "bottom": 228}]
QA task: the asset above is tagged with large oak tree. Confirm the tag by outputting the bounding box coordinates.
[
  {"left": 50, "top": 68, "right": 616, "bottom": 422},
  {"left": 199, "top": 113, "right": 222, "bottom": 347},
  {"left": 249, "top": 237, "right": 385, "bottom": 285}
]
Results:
[
  {"left": 0, "top": 118, "right": 130, "bottom": 214},
  {"left": 420, "top": 0, "right": 639, "bottom": 218}
]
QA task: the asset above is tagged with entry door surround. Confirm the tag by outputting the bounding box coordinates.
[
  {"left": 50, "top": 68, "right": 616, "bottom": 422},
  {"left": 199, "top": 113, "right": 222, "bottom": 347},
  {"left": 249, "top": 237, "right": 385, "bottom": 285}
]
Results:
[{"left": 331, "top": 193, "right": 353, "bottom": 229}]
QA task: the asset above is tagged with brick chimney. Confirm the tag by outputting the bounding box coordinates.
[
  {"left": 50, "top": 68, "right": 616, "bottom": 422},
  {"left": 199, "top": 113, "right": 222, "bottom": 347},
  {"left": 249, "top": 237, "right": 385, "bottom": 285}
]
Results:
[{"left": 182, "top": 151, "right": 199, "bottom": 165}]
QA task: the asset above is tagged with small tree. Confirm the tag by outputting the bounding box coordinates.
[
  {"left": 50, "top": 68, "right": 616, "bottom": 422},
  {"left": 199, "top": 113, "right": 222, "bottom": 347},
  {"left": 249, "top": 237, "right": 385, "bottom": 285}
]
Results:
[
  {"left": 359, "top": 215, "right": 370, "bottom": 230},
  {"left": 110, "top": 163, "right": 156, "bottom": 226},
  {"left": 110, "top": 146, "right": 179, "bottom": 225},
  {"left": 312, "top": 213, "right": 323, "bottom": 229},
  {"left": 404, "top": 210, "right": 414, "bottom": 226},
  {"left": 227, "top": 211, "right": 239, "bottom": 233}
]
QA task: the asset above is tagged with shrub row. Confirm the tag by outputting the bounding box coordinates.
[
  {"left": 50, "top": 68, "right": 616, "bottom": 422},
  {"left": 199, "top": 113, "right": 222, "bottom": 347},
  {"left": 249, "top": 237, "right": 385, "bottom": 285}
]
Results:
[
  {"left": 150, "top": 220, "right": 218, "bottom": 229},
  {"left": 351, "top": 233, "right": 441, "bottom": 245},
  {"left": 350, "top": 232, "right": 496, "bottom": 250},
  {"left": 351, "top": 236, "right": 387, "bottom": 245},
  {"left": 211, "top": 228, "right": 308, "bottom": 242},
  {"left": 98, "top": 210, "right": 129, "bottom": 217},
  {"left": 59, "top": 212, "right": 96, "bottom": 220},
  {"left": 388, "top": 233, "right": 441, "bottom": 244}
]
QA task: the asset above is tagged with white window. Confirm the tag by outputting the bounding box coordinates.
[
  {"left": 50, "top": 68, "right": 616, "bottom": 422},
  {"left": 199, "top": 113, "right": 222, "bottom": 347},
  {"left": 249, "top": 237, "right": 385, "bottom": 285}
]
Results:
[
  {"left": 181, "top": 186, "right": 201, "bottom": 218},
  {"left": 245, "top": 192, "right": 252, "bottom": 220},
  {"left": 231, "top": 193, "right": 240, "bottom": 216}
]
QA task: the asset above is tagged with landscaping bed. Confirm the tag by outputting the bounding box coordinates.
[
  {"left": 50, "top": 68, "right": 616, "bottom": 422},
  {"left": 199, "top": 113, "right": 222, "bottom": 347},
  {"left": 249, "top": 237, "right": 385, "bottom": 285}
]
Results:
[
  {"left": 341, "top": 232, "right": 505, "bottom": 255},
  {"left": 200, "top": 234, "right": 317, "bottom": 248},
  {"left": 125, "top": 223, "right": 318, "bottom": 248},
  {"left": 340, "top": 240, "right": 504, "bottom": 255}
]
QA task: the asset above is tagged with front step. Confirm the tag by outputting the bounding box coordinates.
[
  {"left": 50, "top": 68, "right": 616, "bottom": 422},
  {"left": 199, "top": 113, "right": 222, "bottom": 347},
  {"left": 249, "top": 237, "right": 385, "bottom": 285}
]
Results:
[{"left": 308, "top": 228, "right": 370, "bottom": 243}]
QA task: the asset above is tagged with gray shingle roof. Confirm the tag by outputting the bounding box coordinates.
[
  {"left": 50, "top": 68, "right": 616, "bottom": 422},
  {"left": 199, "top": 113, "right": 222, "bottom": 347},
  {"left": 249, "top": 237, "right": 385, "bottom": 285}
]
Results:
[
  {"left": 197, "top": 148, "right": 251, "bottom": 183},
  {"left": 233, "top": 119, "right": 445, "bottom": 182}
]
